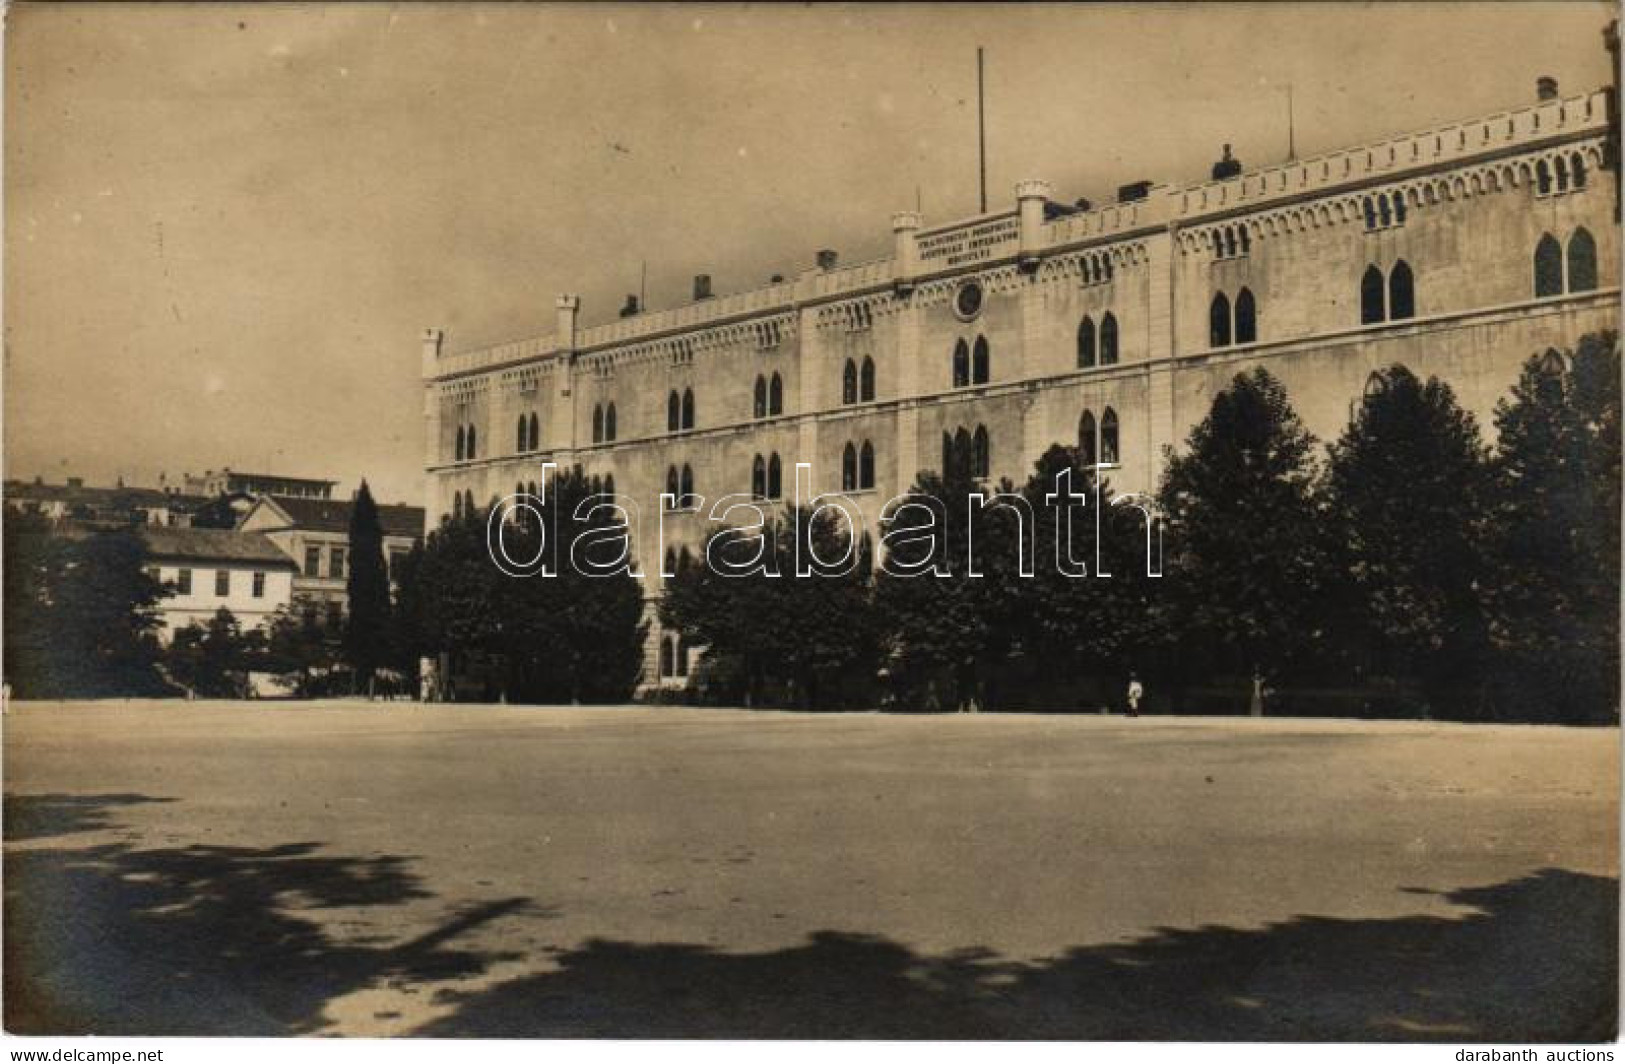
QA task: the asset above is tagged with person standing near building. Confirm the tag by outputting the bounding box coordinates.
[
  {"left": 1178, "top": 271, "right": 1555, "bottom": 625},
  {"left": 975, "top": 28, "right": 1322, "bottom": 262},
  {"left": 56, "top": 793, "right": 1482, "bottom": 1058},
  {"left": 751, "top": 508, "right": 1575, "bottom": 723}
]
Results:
[{"left": 1126, "top": 674, "right": 1144, "bottom": 717}]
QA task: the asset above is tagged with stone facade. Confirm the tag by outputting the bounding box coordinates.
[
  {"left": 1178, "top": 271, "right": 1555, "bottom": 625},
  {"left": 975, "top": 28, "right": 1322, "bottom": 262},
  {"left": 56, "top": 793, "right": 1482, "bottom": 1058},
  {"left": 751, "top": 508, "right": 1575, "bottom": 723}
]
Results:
[{"left": 422, "top": 85, "right": 1620, "bottom": 687}]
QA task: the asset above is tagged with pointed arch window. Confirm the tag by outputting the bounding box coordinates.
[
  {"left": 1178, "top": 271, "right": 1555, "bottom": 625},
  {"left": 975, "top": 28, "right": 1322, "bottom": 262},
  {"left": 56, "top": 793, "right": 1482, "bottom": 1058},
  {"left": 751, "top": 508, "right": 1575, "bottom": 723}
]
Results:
[
  {"left": 681, "top": 389, "right": 695, "bottom": 431},
  {"left": 659, "top": 637, "right": 674, "bottom": 679},
  {"left": 521, "top": 414, "right": 533, "bottom": 451},
  {"left": 675, "top": 636, "right": 690, "bottom": 678},
  {"left": 1101, "top": 312, "right": 1119, "bottom": 364},
  {"left": 860, "top": 357, "right": 875, "bottom": 401},
  {"left": 1233, "top": 289, "right": 1256, "bottom": 343},
  {"left": 1571, "top": 154, "right": 1588, "bottom": 189},
  {"left": 842, "top": 442, "right": 858, "bottom": 491},
  {"left": 1536, "top": 158, "right": 1553, "bottom": 196},
  {"left": 1534, "top": 233, "right": 1564, "bottom": 297},
  {"left": 972, "top": 336, "right": 990, "bottom": 384},
  {"left": 952, "top": 340, "right": 970, "bottom": 388},
  {"left": 665, "top": 465, "right": 680, "bottom": 505},
  {"left": 1077, "top": 315, "right": 1097, "bottom": 368},
  {"left": 752, "top": 455, "right": 767, "bottom": 499},
  {"left": 1100, "top": 408, "right": 1120, "bottom": 465},
  {"left": 754, "top": 376, "right": 768, "bottom": 419},
  {"left": 1567, "top": 228, "right": 1597, "bottom": 293},
  {"left": 1388, "top": 261, "right": 1415, "bottom": 320},
  {"left": 667, "top": 391, "right": 681, "bottom": 432},
  {"left": 1210, "top": 293, "right": 1232, "bottom": 348},
  {"left": 465, "top": 426, "right": 476, "bottom": 459},
  {"left": 843, "top": 360, "right": 858, "bottom": 404},
  {"left": 1360, "top": 266, "right": 1386, "bottom": 325},
  {"left": 455, "top": 425, "right": 466, "bottom": 461},
  {"left": 463, "top": 490, "right": 475, "bottom": 516},
  {"left": 859, "top": 441, "right": 875, "bottom": 490},
  {"left": 452, "top": 492, "right": 464, "bottom": 520},
  {"left": 591, "top": 405, "right": 604, "bottom": 444},
  {"left": 1539, "top": 347, "right": 1567, "bottom": 375},
  {"left": 604, "top": 404, "right": 615, "bottom": 442},
  {"left": 769, "top": 373, "right": 784, "bottom": 415},
  {"left": 680, "top": 463, "right": 694, "bottom": 506},
  {"left": 767, "top": 453, "right": 782, "bottom": 499},
  {"left": 603, "top": 473, "right": 615, "bottom": 495},
  {"left": 1078, "top": 410, "right": 1097, "bottom": 467},
  {"left": 971, "top": 425, "right": 990, "bottom": 479},
  {"left": 530, "top": 412, "right": 541, "bottom": 449}
]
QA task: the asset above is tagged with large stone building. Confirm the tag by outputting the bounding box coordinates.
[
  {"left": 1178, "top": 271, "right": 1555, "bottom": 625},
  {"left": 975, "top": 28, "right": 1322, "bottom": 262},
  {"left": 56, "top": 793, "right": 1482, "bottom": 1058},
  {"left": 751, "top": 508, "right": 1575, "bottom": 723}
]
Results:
[{"left": 422, "top": 77, "right": 1619, "bottom": 683}]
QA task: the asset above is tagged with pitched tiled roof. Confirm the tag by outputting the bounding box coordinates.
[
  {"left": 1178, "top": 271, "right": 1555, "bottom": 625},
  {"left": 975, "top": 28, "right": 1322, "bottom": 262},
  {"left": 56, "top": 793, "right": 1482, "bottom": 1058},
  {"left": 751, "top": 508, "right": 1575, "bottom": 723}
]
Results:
[
  {"left": 259, "top": 496, "right": 425, "bottom": 539},
  {"left": 138, "top": 527, "right": 298, "bottom": 568}
]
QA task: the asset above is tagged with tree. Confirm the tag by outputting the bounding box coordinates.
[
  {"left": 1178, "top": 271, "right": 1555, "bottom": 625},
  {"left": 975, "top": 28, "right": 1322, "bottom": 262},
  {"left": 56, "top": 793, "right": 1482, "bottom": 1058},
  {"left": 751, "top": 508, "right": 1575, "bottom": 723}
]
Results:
[
  {"left": 875, "top": 431, "right": 1026, "bottom": 711},
  {"left": 400, "top": 469, "right": 646, "bottom": 703},
  {"left": 165, "top": 608, "right": 265, "bottom": 698},
  {"left": 1007, "top": 444, "right": 1170, "bottom": 709},
  {"left": 1158, "top": 367, "right": 1328, "bottom": 698},
  {"left": 1322, "top": 365, "right": 1493, "bottom": 717},
  {"left": 342, "top": 481, "right": 393, "bottom": 694},
  {"left": 1483, "top": 333, "right": 1620, "bottom": 723},
  {"left": 263, "top": 602, "right": 341, "bottom": 697},
  {"left": 660, "top": 505, "right": 881, "bottom": 709}
]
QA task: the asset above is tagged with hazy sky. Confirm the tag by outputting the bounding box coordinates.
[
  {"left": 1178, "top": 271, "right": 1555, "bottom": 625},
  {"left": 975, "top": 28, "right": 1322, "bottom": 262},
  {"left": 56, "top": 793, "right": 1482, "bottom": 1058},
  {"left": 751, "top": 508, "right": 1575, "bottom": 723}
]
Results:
[{"left": 6, "top": 2, "right": 1615, "bottom": 504}]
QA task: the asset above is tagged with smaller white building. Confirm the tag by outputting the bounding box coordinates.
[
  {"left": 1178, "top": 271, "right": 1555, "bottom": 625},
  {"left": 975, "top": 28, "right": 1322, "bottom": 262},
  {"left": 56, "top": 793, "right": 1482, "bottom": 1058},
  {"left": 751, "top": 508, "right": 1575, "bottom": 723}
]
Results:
[{"left": 139, "top": 527, "right": 297, "bottom": 640}]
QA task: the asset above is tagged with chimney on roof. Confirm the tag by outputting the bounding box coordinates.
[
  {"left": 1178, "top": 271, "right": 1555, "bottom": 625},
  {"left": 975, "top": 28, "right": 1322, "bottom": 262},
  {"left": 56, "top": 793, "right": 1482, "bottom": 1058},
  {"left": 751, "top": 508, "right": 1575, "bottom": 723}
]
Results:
[
  {"left": 1117, "top": 180, "right": 1153, "bottom": 203},
  {"left": 1537, "top": 75, "right": 1559, "bottom": 102},
  {"left": 815, "top": 249, "right": 839, "bottom": 271},
  {"left": 692, "top": 274, "right": 713, "bottom": 301},
  {"left": 619, "top": 294, "right": 640, "bottom": 318},
  {"left": 67, "top": 477, "right": 83, "bottom": 489},
  {"left": 1211, "top": 143, "right": 1242, "bottom": 181},
  {"left": 770, "top": 273, "right": 785, "bottom": 283}
]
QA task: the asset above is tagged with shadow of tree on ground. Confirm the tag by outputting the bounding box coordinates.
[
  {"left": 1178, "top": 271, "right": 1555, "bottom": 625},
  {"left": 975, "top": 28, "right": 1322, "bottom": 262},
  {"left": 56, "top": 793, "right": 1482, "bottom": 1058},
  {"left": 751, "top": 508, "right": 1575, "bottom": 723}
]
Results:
[
  {"left": 3, "top": 793, "right": 176, "bottom": 842},
  {"left": 6, "top": 798, "right": 535, "bottom": 1034},
  {"left": 413, "top": 868, "right": 1616, "bottom": 1041}
]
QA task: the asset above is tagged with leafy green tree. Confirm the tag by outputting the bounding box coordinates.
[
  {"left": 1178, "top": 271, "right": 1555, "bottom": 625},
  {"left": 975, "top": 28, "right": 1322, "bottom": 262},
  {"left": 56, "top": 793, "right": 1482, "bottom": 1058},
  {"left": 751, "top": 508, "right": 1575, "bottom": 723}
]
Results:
[
  {"left": 1322, "top": 365, "right": 1493, "bottom": 716},
  {"left": 660, "top": 505, "right": 880, "bottom": 709},
  {"left": 342, "top": 481, "right": 393, "bottom": 694},
  {"left": 1158, "top": 367, "right": 1328, "bottom": 695},
  {"left": 2, "top": 511, "right": 72, "bottom": 697},
  {"left": 165, "top": 608, "right": 265, "bottom": 698},
  {"left": 1484, "top": 333, "right": 1620, "bottom": 722},
  {"left": 263, "top": 602, "right": 341, "bottom": 697},
  {"left": 1008, "top": 444, "right": 1170, "bottom": 708},
  {"left": 876, "top": 432, "right": 1026, "bottom": 711},
  {"left": 401, "top": 469, "right": 646, "bottom": 703}
]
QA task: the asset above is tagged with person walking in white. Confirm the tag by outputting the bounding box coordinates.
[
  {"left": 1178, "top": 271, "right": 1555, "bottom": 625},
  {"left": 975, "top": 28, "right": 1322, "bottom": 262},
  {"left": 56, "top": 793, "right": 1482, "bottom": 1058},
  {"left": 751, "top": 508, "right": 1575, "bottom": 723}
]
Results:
[{"left": 1126, "top": 674, "right": 1144, "bottom": 717}]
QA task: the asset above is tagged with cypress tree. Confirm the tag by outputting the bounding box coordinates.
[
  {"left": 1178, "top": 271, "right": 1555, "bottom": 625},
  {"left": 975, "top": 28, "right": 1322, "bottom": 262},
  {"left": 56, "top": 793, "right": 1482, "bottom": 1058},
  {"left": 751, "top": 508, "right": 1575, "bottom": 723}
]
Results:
[{"left": 343, "top": 480, "right": 393, "bottom": 695}]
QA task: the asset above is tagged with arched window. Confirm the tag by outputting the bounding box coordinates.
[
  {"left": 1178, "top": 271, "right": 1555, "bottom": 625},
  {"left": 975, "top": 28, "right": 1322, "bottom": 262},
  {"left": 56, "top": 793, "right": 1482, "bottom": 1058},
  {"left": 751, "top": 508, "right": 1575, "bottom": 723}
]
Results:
[
  {"left": 1360, "top": 266, "right": 1386, "bottom": 324},
  {"left": 860, "top": 357, "right": 875, "bottom": 401},
  {"left": 1393, "top": 194, "right": 1408, "bottom": 225},
  {"left": 1101, "top": 312, "right": 1119, "bottom": 364},
  {"left": 952, "top": 427, "right": 973, "bottom": 480},
  {"left": 659, "top": 637, "right": 674, "bottom": 679},
  {"left": 1363, "top": 197, "right": 1377, "bottom": 229},
  {"left": 452, "top": 492, "right": 464, "bottom": 520},
  {"left": 1364, "top": 370, "right": 1388, "bottom": 399},
  {"left": 1567, "top": 228, "right": 1597, "bottom": 292},
  {"left": 680, "top": 463, "right": 694, "bottom": 505},
  {"left": 1210, "top": 293, "right": 1232, "bottom": 347},
  {"left": 768, "top": 453, "right": 782, "bottom": 499},
  {"left": 665, "top": 465, "right": 679, "bottom": 504},
  {"left": 603, "top": 473, "right": 615, "bottom": 495},
  {"left": 972, "top": 336, "right": 990, "bottom": 384},
  {"left": 1101, "top": 408, "right": 1120, "bottom": 465},
  {"left": 681, "top": 388, "right": 695, "bottom": 430},
  {"left": 522, "top": 414, "right": 535, "bottom": 451},
  {"left": 769, "top": 373, "right": 783, "bottom": 415},
  {"left": 455, "top": 425, "right": 466, "bottom": 461},
  {"left": 604, "top": 404, "right": 615, "bottom": 441},
  {"left": 1077, "top": 315, "right": 1097, "bottom": 368},
  {"left": 1536, "top": 158, "right": 1552, "bottom": 196},
  {"left": 1388, "top": 261, "right": 1415, "bottom": 320},
  {"left": 1378, "top": 195, "right": 1392, "bottom": 227},
  {"left": 664, "top": 547, "right": 679, "bottom": 575},
  {"left": 754, "top": 376, "right": 768, "bottom": 419},
  {"left": 1534, "top": 233, "right": 1564, "bottom": 297},
  {"left": 1539, "top": 347, "right": 1567, "bottom": 375},
  {"left": 667, "top": 391, "right": 681, "bottom": 432},
  {"left": 1078, "top": 410, "right": 1097, "bottom": 467},
  {"left": 1571, "top": 154, "right": 1588, "bottom": 189},
  {"left": 591, "top": 405, "right": 604, "bottom": 444},
  {"left": 952, "top": 340, "right": 970, "bottom": 387},
  {"left": 463, "top": 490, "right": 475, "bottom": 517},
  {"left": 1555, "top": 156, "right": 1570, "bottom": 193},
  {"left": 842, "top": 442, "right": 858, "bottom": 491},
  {"left": 971, "top": 425, "right": 990, "bottom": 479},
  {"left": 843, "top": 360, "right": 858, "bottom": 404},
  {"left": 465, "top": 425, "right": 476, "bottom": 459},
  {"left": 859, "top": 441, "right": 875, "bottom": 490},
  {"left": 1234, "top": 288, "right": 1257, "bottom": 343},
  {"left": 530, "top": 412, "right": 541, "bottom": 449},
  {"left": 752, "top": 455, "right": 767, "bottom": 499},
  {"left": 675, "top": 636, "right": 690, "bottom": 678},
  {"left": 1224, "top": 228, "right": 1237, "bottom": 258}
]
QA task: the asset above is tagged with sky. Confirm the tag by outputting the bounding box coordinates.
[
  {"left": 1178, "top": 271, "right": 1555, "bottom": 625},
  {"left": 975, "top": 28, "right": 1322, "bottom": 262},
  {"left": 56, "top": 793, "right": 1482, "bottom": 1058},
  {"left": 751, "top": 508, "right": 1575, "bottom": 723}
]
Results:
[{"left": 5, "top": 1, "right": 1616, "bottom": 505}]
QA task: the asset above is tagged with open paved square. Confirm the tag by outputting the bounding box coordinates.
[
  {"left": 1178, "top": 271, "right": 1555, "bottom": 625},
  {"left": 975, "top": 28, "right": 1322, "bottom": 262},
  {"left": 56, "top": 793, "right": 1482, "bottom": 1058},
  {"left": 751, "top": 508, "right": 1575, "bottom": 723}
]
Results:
[{"left": 3, "top": 702, "right": 1618, "bottom": 1039}]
